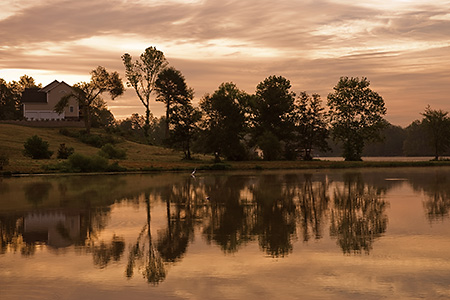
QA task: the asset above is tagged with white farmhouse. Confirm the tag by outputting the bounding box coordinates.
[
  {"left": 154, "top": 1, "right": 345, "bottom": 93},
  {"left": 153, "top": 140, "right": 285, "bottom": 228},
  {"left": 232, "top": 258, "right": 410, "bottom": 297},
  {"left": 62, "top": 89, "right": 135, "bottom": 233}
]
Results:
[{"left": 22, "top": 80, "right": 79, "bottom": 120}]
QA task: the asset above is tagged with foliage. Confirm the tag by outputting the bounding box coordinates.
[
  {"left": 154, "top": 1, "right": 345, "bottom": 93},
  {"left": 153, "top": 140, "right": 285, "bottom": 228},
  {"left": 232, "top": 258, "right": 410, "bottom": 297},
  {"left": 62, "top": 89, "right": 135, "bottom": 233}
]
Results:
[
  {"left": 67, "top": 153, "right": 109, "bottom": 172},
  {"left": 55, "top": 66, "right": 124, "bottom": 134},
  {"left": 98, "top": 143, "right": 127, "bottom": 159},
  {"left": 363, "top": 124, "right": 406, "bottom": 156},
  {"left": 0, "top": 152, "right": 9, "bottom": 170},
  {"left": 89, "top": 97, "right": 116, "bottom": 129},
  {"left": 327, "top": 76, "right": 387, "bottom": 161},
  {"left": 59, "top": 128, "right": 120, "bottom": 148},
  {"left": 252, "top": 75, "right": 296, "bottom": 160},
  {"left": 257, "top": 131, "right": 281, "bottom": 161},
  {"left": 421, "top": 106, "right": 450, "bottom": 160},
  {"left": 122, "top": 46, "right": 168, "bottom": 139},
  {"left": 155, "top": 67, "right": 193, "bottom": 139},
  {"left": 56, "top": 143, "right": 74, "bottom": 159},
  {"left": 199, "top": 82, "right": 250, "bottom": 161},
  {"left": 292, "top": 92, "right": 330, "bottom": 160},
  {"left": 168, "top": 103, "right": 201, "bottom": 160},
  {"left": 23, "top": 135, "right": 53, "bottom": 159},
  {"left": 1, "top": 75, "right": 41, "bottom": 120},
  {"left": 402, "top": 120, "right": 433, "bottom": 156}
]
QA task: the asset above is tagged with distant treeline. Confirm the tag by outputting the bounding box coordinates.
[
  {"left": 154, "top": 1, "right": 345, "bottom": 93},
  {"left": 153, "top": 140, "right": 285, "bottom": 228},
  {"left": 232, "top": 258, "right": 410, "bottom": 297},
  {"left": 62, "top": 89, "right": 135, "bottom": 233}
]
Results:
[{"left": 320, "top": 122, "right": 440, "bottom": 157}]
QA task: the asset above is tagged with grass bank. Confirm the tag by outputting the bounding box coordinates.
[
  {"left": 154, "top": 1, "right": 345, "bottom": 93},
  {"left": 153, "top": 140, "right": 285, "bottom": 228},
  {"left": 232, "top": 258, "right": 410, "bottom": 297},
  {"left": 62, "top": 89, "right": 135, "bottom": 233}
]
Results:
[{"left": 1, "top": 123, "right": 450, "bottom": 175}]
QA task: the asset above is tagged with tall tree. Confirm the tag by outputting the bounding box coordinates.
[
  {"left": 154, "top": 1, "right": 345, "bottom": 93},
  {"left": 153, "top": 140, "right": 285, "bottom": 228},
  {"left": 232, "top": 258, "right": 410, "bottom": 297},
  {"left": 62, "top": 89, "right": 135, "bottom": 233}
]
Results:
[
  {"left": 293, "top": 92, "right": 329, "bottom": 160},
  {"left": 0, "top": 75, "right": 41, "bottom": 120},
  {"left": 327, "top": 76, "right": 387, "bottom": 161},
  {"left": 200, "top": 82, "right": 250, "bottom": 161},
  {"left": 155, "top": 67, "right": 193, "bottom": 140},
  {"left": 252, "top": 75, "right": 296, "bottom": 160},
  {"left": 122, "top": 46, "right": 168, "bottom": 140},
  {"left": 169, "top": 103, "right": 201, "bottom": 160},
  {"left": 421, "top": 105, "right": 450, "bottom": 160},
  {"left": 55, "top": 66, "right": 124, "bottom": 134}
]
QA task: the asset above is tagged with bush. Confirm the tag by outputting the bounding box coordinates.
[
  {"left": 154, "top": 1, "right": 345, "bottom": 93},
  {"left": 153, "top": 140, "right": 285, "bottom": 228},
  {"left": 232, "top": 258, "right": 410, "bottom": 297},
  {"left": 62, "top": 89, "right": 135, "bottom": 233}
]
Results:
[
  {"left": 57, "top": 143, "right": 75, "bottom": 159},
  {"left": 0, "top": 153, "right": 9, "bottom": 170},
  {"left": 23, "top": 135, "right": 53, "bottom": 159},
  {"left": 98, "top": 143, "right": 127, "bottom": 159},
  {"left": 68, "top": 153, "right": 109, "bottom": 172},
  {"left": 80, "top": 133, "right": 120, "bottom": 148}
]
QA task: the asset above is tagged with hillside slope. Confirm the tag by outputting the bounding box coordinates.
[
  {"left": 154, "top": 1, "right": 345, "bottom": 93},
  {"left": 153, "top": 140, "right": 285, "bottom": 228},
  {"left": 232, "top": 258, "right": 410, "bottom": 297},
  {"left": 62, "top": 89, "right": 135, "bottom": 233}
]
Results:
[{"left": 0, "top": 124, "right": 206, "bottom": 173}]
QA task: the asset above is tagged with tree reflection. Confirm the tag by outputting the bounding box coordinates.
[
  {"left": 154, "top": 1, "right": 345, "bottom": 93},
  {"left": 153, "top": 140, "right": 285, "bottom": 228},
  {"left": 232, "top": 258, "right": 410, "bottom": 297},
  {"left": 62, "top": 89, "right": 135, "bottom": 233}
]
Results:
[
  {"left": 24, "top": 181, "right": 52, "bottom": 206},
  {"left": 202, "top": 175, "right": 254, "bottom": 253},
  {"left": 251, "top": 174, "right": 297, "bottom": 257},
  {"left": 92, "top": 235, "right": 125, "bottom": 268},
  {"left": 330, "top": 173, "right": 388, "bottom": 254},
  {"left": 126, "top": 195, "right": 166, "bottom": 284},
  {"left": 409, "top": 171, "right": 450, "bottom": 221},
  {"left": 156, "top": 178, "right": 202, "bottom": 262},
  {"left": 296, "top": 174, "right": 330, "bottom": 242}
]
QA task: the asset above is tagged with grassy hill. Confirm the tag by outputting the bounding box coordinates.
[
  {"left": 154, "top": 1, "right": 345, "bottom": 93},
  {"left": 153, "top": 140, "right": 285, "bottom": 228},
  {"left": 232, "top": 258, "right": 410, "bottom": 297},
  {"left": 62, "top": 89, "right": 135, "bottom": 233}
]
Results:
[
  {"left": 0, "top": 123, "right": 210, "bottom": 174},
  {"left": 2, "top": 123, "right": 450, "bottom": 175}
]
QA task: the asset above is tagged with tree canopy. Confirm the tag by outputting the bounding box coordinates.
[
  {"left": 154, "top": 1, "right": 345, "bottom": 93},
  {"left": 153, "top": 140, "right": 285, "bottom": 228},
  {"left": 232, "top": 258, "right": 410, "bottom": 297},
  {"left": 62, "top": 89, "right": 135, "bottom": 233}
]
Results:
[
  {"left": 155, "top": 67, "right": 193, "bottom": 140},
  {"left": 122, "top": 46, "right": 168, "bottom": 140},
  {"left": 200, "top": 82, "right": 250, "bottom": 161},
  {"left": 252, "top": 75, "right": 296, "bottom": 160},
  {"left": 421, "top": 105, "right": 450, "bottom": 160},
  {"left": 327, "top": 76, "right": 387, "bottom": 161}
]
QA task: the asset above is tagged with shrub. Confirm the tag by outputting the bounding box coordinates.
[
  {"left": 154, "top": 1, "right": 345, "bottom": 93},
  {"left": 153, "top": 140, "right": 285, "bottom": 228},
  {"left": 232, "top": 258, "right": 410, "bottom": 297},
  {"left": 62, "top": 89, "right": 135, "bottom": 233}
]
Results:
[
  {"left": 23, "top": 135, "right": 53, "bottom": 159},
  {"left": 80, "top": 133, "right": 120, "bottom": 148},
  {"left": 0, "top": 153, "right": 9, "bottom": 170},
  {"left": 57, "top": 143, "right": 75, "bottom": 159},
  {"left": 98, "top": 143, "right": 127, "bottom": 159},
  {"left": 68, "top": 153, "right": 109, "bottom": 172}
]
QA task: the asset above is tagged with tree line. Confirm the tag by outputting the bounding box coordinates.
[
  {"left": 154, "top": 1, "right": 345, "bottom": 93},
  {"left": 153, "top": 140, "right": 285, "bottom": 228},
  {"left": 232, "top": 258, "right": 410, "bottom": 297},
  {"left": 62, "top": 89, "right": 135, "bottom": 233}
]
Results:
[{"left": 2, "top": 46, "right": 450, "bottom": 161}]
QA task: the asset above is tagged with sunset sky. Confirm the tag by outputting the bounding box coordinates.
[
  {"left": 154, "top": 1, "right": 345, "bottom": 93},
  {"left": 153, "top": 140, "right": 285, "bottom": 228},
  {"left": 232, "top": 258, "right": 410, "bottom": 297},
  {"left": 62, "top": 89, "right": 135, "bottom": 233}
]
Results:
[{"left": 1, "top": 0, "right": 449, "bottom": 126}]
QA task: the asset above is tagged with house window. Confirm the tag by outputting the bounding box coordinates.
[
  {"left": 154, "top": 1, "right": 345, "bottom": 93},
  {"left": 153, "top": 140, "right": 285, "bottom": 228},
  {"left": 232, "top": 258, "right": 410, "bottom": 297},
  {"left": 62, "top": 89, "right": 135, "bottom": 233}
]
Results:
[{"left": 69, "top": 106, "right": 74, "bottom": 113}]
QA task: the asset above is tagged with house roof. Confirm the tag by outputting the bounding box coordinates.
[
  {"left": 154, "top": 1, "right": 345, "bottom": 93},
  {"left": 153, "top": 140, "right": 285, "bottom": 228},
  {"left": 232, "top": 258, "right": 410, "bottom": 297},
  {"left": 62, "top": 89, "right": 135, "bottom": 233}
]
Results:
[
  {"left": 40, "top": 80, "right": 61, "bottom": 93},
  {"left": 21, "top": 87, "right": 47, "bottom": 103},
  {"left": 22, "top": 80, "right": 74, "bottom": 103}
]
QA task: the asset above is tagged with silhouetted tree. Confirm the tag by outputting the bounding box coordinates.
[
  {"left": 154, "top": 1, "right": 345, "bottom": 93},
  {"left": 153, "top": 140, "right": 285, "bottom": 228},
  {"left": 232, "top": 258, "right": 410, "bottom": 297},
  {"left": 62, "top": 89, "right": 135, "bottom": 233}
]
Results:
[
  {"left": 421, "top": 106, "right": 450, "bottom": 160},
  {"left": 403, "top": 120, "right": 433, "bottom": 156},
  {"left": 155, "top": 67, "right": 193, "bottom": 140},
  {"left": 292, "top": 92, "right": 329, "bottom": 160},
  {"left": 327, "top": 77, "right": 387, "bottom": 161},
  {"left": 200, "top": 82, "right": 250, "bottom": 161},
  {"left": 0, "top": 75, "right": 41, "bottom": 120},
  {"left": 169, "top": 103, "right": 201, "bottom": 160},
  {"left": 122, "top": 46, "right": 168, "bottom": 140},
  {"left": 252, "top": 75, "right": 296, "bottom": 160},
  {"left": 363, "top": 124, "right": 406, "bottom": 156},
  {"left": 55, "top": 66, "right": 124, "bottom": 134},
  {"left": 89, "top": 97, "right": 116, "bottom": 129}
]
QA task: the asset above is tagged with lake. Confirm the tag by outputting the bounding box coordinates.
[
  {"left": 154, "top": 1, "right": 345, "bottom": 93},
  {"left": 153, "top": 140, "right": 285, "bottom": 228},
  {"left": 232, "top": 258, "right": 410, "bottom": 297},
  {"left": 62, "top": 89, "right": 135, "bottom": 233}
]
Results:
[{"left": 1, "top": 168, "right": 450, "bottom": 299}]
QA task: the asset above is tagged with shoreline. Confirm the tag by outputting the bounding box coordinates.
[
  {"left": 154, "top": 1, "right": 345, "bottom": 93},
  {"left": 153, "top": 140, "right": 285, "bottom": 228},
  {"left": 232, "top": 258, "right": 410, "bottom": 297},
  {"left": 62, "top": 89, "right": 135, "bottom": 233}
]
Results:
[{"left": 3, "top": 158, "right": 450, "bottom": 177}]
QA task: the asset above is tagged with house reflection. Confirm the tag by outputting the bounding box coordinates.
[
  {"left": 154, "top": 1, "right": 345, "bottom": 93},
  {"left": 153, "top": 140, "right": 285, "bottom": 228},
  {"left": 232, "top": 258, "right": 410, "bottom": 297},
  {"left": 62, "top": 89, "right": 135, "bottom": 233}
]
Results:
[{"left": 23, "top": 210, "right": 81, "bottom": 248}]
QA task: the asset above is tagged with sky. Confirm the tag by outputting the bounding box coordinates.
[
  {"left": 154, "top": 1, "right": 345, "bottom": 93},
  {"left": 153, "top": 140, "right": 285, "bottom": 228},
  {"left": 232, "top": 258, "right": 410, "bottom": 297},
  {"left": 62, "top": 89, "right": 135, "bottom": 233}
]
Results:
[{"left": 1, "top": 0, "right": 449, "bottom": 127}]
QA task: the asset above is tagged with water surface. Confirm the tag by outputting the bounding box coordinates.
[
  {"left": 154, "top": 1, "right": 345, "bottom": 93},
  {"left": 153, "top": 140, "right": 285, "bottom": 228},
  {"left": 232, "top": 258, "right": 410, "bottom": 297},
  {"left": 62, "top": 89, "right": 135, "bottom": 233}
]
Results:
[{"left": 1, "top": 168, "right": 450, "bottom": 299}]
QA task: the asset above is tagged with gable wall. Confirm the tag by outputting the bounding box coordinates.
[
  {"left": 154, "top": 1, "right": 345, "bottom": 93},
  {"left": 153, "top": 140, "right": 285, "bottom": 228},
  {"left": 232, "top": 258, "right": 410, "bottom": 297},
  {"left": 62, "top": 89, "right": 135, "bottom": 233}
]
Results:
[{"left": 23, "top": 83, "right": 79, "bottom": 120}]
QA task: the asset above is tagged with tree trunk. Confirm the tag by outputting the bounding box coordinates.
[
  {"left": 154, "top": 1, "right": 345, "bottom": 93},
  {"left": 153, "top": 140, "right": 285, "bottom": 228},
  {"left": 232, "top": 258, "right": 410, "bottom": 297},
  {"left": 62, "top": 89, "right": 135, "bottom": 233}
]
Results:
[
  {"left": 84, "top": 105, "right": 91, "bottom": 134},
  {"left": 165, "top": 102, "right": 170, "bottom": 140},
  {"left": 144, "top": 105, "right": 151, "bottom": 140}
]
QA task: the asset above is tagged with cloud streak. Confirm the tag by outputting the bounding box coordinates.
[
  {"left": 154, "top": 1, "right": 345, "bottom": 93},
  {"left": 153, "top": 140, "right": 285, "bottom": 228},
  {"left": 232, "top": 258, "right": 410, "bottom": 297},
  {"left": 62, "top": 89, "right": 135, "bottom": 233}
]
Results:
[{"left": 1, "top": 0, "right": 449, "bottom": 125}]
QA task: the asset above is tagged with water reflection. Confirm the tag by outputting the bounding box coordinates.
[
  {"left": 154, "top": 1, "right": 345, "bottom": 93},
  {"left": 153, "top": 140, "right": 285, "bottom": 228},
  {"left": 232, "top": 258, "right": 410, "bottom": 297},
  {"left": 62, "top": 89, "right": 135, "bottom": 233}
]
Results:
[
  {"left": 2, "top": 169, "right": 450, "bottom": 286},
  {"left": 408, "top": 170, "right": 450, "bottom": 221},
  {"left": 329, "top": 173, "right": 388, "bottom": 254}
]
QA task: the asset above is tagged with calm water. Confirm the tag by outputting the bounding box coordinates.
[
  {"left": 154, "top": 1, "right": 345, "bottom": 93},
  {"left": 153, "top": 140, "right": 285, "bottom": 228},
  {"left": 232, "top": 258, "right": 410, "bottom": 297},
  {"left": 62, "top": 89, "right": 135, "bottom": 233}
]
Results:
[{"left": 1, "top": 168, "right": 450, "bottom": 299}]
